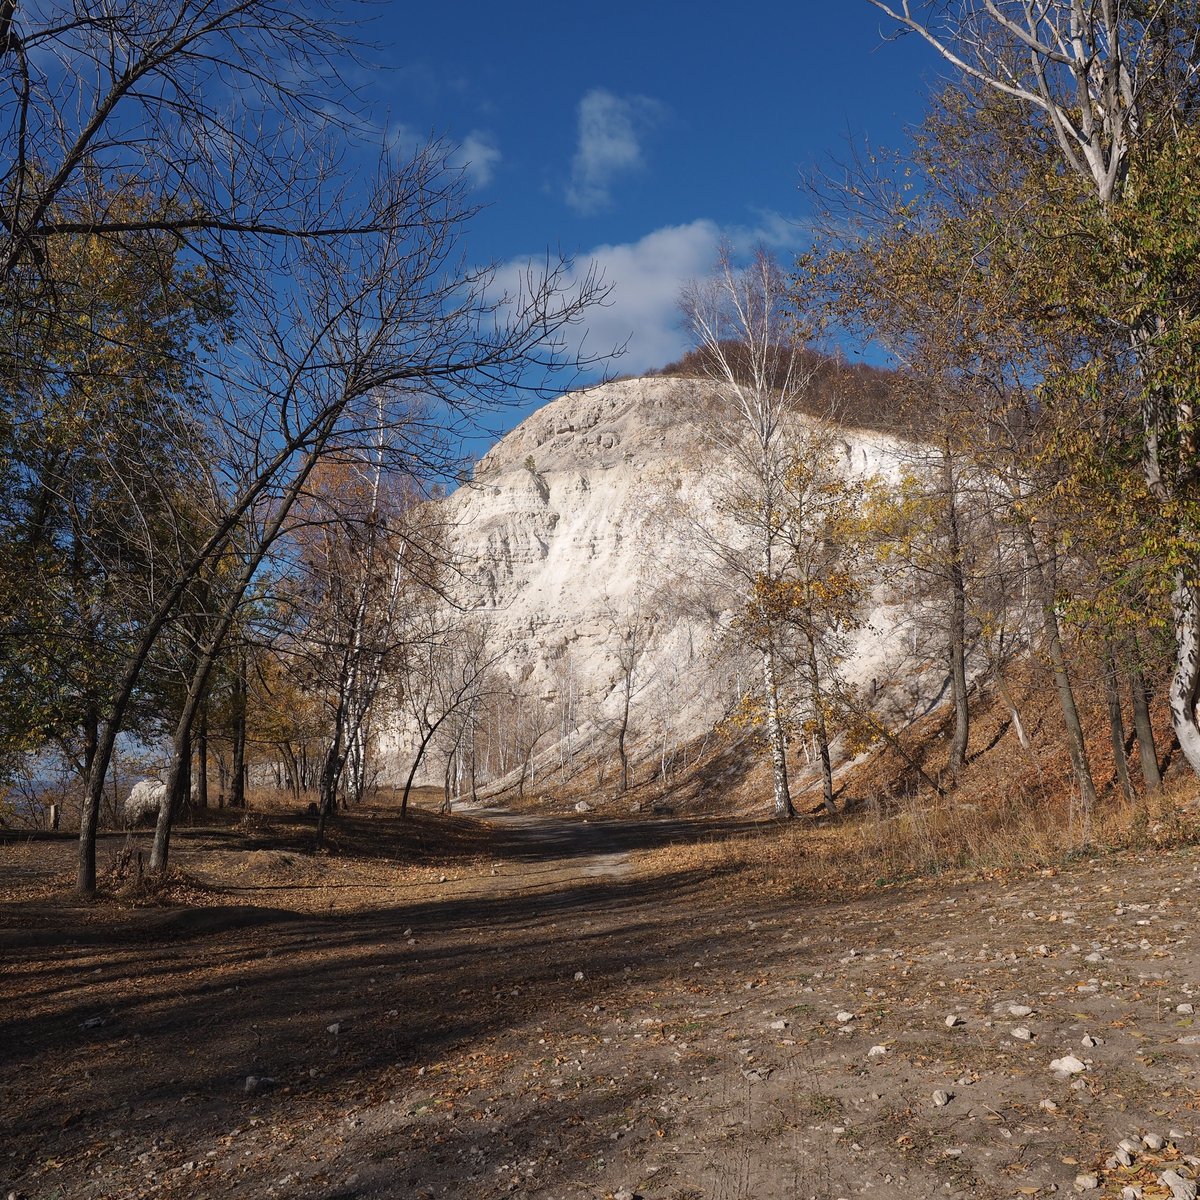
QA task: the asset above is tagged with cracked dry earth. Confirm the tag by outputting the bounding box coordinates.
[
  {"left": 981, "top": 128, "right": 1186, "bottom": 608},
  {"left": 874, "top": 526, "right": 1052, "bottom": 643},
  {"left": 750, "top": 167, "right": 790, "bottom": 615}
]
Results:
[{"left": 2, "top": 810, "right": 1200, "bottom": 1200}]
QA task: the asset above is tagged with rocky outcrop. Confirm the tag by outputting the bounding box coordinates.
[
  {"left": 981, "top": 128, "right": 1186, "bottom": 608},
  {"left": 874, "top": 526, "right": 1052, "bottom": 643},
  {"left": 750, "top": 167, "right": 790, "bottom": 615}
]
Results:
[{"left": 381, "top": 375, "right": 924, "bottom": 792}]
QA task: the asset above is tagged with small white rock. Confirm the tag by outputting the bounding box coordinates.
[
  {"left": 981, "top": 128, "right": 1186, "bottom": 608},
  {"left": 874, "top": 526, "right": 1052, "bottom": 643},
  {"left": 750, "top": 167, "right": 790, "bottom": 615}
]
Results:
[
  {"left": 768, "top": 1019, "right": 789, "bottom": 1031},
  {"left": 1009, "top": 1004, "right": 1034, "bottom": 1017},
  {"left": 836, "top": 1011, "right": 855, "bottom": 1024},
  {"left": 1160, "top": 1169, "right": 1198, "bottom": 1200},
  {"left": 1118, "top": 1139, "right": 1141, "bottom": 1155},
  {"left": 1050, "top": 1054, "right": 1087, "bottom": 1075},
  {"left": 1144, "top": 1133, "right": 1165, "bottom": 1151},
  {"left": 1075, "top": 1172, "right": 1100, "bottom": 1192},
  {"left": 945, "top": 1014, "right": 964, "bottom": 1028},
  {"left": 867, "top": 1045, "right": 888, "bottom": 1058},
  {"left": 1116, "top": 1148, "right": 1134, "bottom": 1167},
  {"left": 1082, "top": 1033, "right": 1102, "bottom": 1048},
  {"left": 932, "top": 1090, "right": 951, "bottom": 1107},
  {"left": 1178, "top": 1003, "right": 1196, "bottom": 1015},
  {"left": 1012, "top": 1026, "right": 1033, "bottom": 1041},
  {"left": 573, "top": 971, "right": 585, "bottom": 981},
  {"left": 1040, "top": 1099, "right": 1059, "bottom": 1112}
]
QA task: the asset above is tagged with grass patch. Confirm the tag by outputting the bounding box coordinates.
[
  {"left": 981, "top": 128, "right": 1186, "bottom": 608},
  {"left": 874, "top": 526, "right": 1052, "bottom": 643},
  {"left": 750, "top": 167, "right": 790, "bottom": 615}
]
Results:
[{"left": 633, "top": 780, "right": 1200, "bottom": 898}]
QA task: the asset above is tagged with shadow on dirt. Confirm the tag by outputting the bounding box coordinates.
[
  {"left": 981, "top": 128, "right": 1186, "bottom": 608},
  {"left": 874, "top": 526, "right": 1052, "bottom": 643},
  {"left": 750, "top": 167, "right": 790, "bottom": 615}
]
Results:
[{"left": 0, "top": 844, "right": 845, "bottom": 1199}]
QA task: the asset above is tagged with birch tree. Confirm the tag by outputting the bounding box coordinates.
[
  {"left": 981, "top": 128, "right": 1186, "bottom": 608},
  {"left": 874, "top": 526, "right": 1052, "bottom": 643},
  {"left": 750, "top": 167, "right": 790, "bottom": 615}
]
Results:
[{"left": 678, "top": 248, "right": 821, "bottom": 819}]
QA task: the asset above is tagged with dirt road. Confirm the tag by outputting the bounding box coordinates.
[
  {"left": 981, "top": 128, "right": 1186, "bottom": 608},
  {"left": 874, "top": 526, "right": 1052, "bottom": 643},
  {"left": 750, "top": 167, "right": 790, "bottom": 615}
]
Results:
[{"left": 2, "top": 808, "right": 1199, "bottom": 1200}]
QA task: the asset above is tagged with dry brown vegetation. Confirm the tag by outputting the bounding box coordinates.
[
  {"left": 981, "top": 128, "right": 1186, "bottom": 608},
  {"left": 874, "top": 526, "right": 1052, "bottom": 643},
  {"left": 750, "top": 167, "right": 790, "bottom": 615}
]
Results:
[
  {"left": 4, "top": 652, "right": 1200, "bottom": 1200},
  {"left": 651, "top": 341, "right": 920, "bottom": 437}
]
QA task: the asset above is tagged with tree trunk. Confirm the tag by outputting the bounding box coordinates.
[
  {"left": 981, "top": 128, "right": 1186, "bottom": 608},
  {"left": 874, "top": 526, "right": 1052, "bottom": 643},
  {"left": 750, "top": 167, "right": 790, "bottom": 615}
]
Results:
[
  {"left": 280, "top": 742, "right": 300, "bottom": 802},
  {"left": 1043, "top": 609, "right": 1098, "bottom": 836},
  {"left": 151, "top": 719, "right": 192, "bottom": 874},
  {"left": 1128, "top": 649, "right": 1162, "bottom": 796},
  {"left": 1017, "top": 519, "right": 1098, "bottom": 835},
  {"left": 944, "top": 451, "right": 970, "bottom": 776},
  {"left": 993, "top": 669, "right": 1032, "bottom": 749},
  {"left": 152, "top": 630, "right": 234, "bottom": 873},
  {"left": 400, "top": 725, "right": 442, "bottom": 818},
  {"left": 77, "top": 636, "right": 159, "bottom": 894},
  {"left": 315, "top": 732, "right": 345, "bottom": 844},
  {"left": 617, "top": 723, "right": 629, "bottom": 795},
  {"left": 806, "top": 636, "right": 835, "bottom": 814},
  {"left": 469, "top": 731, "right": 478, "bottom": 803},
  {"left": 1168, "top": 575, "right": 1200, "bottom": 772},
  {"left": 195, "top": 707, "right": 209, "bottom": 811},
  {"left": 1103, "top": 641, "right": 1134, "bottom": 803},
  {"left": 1137, "top": 322, "right": 1200, "bottom": 777},
  {"left": 441, "top": 750, "right": 453, "bottom": 813},
  {"left": 315, "top": 668, "right": 352, "bottom": 844},
  {"left": 230, "top": 653, "right": 247, "bottom": 810},
  {"left": 761, "top": 643, "right": 794, "bottom": 818}
]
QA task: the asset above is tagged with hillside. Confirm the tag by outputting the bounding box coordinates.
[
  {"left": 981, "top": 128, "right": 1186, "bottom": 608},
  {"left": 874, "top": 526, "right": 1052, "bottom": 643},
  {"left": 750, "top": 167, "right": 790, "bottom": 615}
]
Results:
[{"left": 379, "top": 374, "right": 928, "bottom": 799}]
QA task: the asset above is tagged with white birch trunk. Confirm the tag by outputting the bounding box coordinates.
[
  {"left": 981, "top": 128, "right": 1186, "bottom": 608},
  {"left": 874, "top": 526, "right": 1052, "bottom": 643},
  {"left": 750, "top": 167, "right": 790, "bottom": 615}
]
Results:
[
  {"left": 761, "top": 645, "right": 793, "bottom": 818},
  {"left": 1169, "top": 575, "right": 1200, "bottom": 773}
]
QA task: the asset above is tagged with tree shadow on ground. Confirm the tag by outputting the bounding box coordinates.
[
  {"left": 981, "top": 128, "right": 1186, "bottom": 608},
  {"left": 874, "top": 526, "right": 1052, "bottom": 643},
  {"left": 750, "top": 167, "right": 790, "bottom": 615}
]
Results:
[{"left": 0, "top": 856, "right": 866, "bottom": 1198}]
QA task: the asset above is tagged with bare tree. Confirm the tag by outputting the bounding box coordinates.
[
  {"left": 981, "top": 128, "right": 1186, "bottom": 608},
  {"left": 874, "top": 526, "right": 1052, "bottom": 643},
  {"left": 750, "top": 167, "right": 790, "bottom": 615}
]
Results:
[
  {"left": 281, "top": 457, "right": 439, "bottom": 842},
  {"left": 677, "top": 247, "right": 822, "bottom": 818},
  {"left": 398, "top": 619, "right": 503, "bottom": 818},
  {"left": 598, "top": 591, "right": 655, "bottom": 795}
]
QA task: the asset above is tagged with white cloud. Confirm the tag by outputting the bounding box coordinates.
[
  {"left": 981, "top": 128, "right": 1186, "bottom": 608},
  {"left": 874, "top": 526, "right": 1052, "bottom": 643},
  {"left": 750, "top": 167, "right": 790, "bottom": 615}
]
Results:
[
  {"left": 377, "top": 124, "right": 501, "bottom": 189},
  {"left": 495, "top": 214, "right": 810, "bottom": 379},
  {"left": 453, "top": 130, "right": 502, "bottom": 188},
  {"left": 566, "top": 89, "right": 664, "bottom": 214},
  {"left": 569, "top": 220, "right": 723, "bottom": 369}
]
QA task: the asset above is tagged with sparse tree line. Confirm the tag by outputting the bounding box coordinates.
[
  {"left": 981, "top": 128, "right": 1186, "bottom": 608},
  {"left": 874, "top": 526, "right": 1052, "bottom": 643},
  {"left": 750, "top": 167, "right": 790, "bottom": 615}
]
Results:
[
  {"left": 839, "top": 1, "right": 1200, "bottom": 831},
  {"left": 655, "top": 3, "right": 1200, "bottom": 830},
  {"left": 0, "top": 0, "right": 606, "bottom": 893}
]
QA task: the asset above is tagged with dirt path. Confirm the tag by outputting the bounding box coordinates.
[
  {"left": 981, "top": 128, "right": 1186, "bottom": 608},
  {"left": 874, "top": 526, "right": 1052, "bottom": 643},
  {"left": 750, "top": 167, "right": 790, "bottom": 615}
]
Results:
[{"left": 2, "top": 810, "right": 1199, "bottom": 1200}]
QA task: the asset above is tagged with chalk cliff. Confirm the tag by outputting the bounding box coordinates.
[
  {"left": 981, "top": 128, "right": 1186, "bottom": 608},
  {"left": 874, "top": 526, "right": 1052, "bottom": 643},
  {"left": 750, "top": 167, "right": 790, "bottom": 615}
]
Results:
[{"left": 384, "top": 375, "right": 921, "bottom": 793}]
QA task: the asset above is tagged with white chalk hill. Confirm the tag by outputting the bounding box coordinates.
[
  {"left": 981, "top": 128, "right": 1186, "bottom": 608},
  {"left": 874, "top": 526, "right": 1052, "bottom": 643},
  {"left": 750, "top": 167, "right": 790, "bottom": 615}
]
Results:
[{"left": 383, "top": 375, "right": 923, "bottom": 802}]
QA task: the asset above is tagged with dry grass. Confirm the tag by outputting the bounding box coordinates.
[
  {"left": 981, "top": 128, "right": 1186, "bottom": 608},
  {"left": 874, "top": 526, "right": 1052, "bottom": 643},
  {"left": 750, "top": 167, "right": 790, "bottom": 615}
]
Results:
[
  {"left": 629, "top": 649, "right": 1200, "bottom": 899},
  {"left": 634, "top": 779, "right": 1200, "bottom": 900}
]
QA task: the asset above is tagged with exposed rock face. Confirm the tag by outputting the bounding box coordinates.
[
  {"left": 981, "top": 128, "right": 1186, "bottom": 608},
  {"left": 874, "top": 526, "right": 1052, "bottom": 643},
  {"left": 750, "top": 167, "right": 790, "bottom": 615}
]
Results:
[
  {"left": 458, "top": 377, "right": 714, "bottom": 697},
  {"left": 383, "top": 375, "right": 922, "bottom": 792}
]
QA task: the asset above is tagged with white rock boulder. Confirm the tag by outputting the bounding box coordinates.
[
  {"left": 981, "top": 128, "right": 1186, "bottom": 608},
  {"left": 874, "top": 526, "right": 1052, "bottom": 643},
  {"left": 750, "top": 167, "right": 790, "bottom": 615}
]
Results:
[{"left": 124, "top": 779, "right": 167, "bottom": 826}]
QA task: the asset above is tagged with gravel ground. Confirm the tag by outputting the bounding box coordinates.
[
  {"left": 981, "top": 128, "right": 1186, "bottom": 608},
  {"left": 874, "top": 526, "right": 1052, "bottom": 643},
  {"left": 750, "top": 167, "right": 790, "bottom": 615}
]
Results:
[{"left": 2, "top": 807, "right": 1199, "bottom": 1200}]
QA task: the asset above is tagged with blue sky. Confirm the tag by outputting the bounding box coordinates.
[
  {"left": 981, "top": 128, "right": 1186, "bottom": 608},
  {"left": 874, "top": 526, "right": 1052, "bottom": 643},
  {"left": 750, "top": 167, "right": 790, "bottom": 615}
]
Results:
[{"left": 357, "top": 4, "right": 940, "bottom": 436}]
